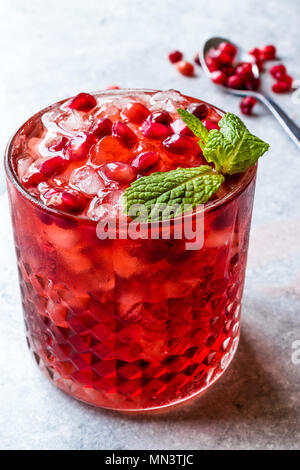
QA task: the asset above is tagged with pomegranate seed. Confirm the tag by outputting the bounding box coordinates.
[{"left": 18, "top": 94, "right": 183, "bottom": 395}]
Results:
[
  {"left": 245, "top": 76, "right": 260, "bottom": 91},
  {"left": 281, "top": 74, "right": 293, "bottom": 87},
  {"left": 203, "top": 120, "right": 220, "bottom": 131},
  {"left": 68, "top": 93, "right": 97, "bottom": 112},
  {"left": 90, "top": 118, "right": 112, "bottom": 139},
  {"left": 218, "top": 42, "right": 237, "bottom": 58},
  {"left": 205, "top": 55, "right": 221, "bottom": 72},
  {"left": 256, "top": 60, "right": 264, "bottom": 72},
  {"left": 169, "top": 50, "right": 183, "bottom": 63},
  {"left": 106, "top": 85, "right": 120, "bottom": 90},
  {"left": 43, "top": 189, "right": 85, "bottom": 213},
  {"left": 112, "top": 121, "right": 138, "bottom": 149},
  {"left": 227, "top": 74, "right": 244, "bottom": 89},
  {"left": 102, "top": 162, "right": 136, "bottom": 184},
  {"left": 162, "top": 134, "right": 198, "bottom": 156},
  {"left": 121, "top": 102, "right": 151, "bottom": 124},
  {"left": 47, "top": 136, "right": 68, "bottom": 152},
  {"left": 22, "top": 166, "right": 45, "bottom": 188},
  {"left": 218, "top": 51, "right": 233, "bottom": 65},
  {"left": 272, "top": 79, "right": 293, "bottom": 93},
  {"left": 175, "top": 61, "right": 195, "bottom": 77},
  {"left": 236, "top": 63, "right": 253, "bottom": 78},
  {"left": 249, "top": 48, "right": 261, "bottom": 61},
  {"left": 221, "top": 64, "right": 236, "bottom": 76},
  {"left": 151, "top": 111, "right": 172, "bottom": 125},
  {"left": 208, "top": 47, "right": 234, "bottom": 65},
  {"left": 187, "top": 103, "right": 209, "bottom": 120},
  {"left": 60, "top": 192, "right": 85, "bottom": 213},
  {"left": 194, "top": 52, "right": 201, "bottom": 66},
  {"left": 240, "top": 96, "right": 257, "bottom": 115},
  {"left": 170, "top": 119, "right": 194, "bottom": 136},
  {"left": 131, "top": 151, "right": 160, "bottom": 172},
  {"left": 141, "top": 121, "right": 171, "bottom": 139},
  {"left": 211, "top": 70, "right": 227, "bottom": 85},
  {"left": 90, "top": 136, "right": 132, "bottom": 164},
  {"left": 260, "top": 44, "right": 276, "bottom": 61},
  {"left": 65, "top": 132, "right": 95, "bottom": 161},
  {"left": 269, "top": 64, "right": 286, "bottom": 80},
  {"left": 37, "top": 156, "right": 69, "bottom": 177}
]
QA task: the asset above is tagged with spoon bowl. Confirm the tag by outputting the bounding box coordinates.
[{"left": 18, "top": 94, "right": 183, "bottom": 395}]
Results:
[
  {"left": 199, "top": 36, "right": 300, "bottom": 149},
  {"left": 200, "top": 36, "right": 260, "bottom": 97}
]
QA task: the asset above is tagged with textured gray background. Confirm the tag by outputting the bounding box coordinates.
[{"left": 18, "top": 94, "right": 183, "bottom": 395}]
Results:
[{"left": 1, "top": 0, "right": 300, "bottom": 450}]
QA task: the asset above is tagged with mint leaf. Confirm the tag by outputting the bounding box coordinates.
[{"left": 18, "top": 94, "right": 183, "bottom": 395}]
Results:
[
  {"left": 177, "top": 109, "right": 270, "bottom": 174},
  {"left": 123, "top": 166, "right": 224, "bottom": 221},
  {"left": 177, "top": 108, "right": 208, "bottom": 150}
]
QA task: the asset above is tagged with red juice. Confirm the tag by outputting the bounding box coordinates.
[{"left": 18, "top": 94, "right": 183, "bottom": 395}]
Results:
[{"left": 5, "top": 89, "right": 257, "bottom": 411}]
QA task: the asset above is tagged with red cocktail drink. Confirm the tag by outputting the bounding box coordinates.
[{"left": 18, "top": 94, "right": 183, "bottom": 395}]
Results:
[{"left": 5, "top": 90, "right": 257, "bottom": 411}]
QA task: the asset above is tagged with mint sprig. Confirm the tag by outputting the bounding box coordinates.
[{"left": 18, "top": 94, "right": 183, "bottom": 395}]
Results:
[
  {"left": 178, "top": 109, "right": 269, "bottom": 174},
  {"left": 124, "top": 109, "right": 269, "bottom": 221},
  {"left": 123, "top": 166, "right": 224, "bottom": 221}
]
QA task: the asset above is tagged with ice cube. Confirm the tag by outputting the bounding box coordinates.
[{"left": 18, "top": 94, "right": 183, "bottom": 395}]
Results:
[
  {"left": 70, "top": 166, "right": 105, "bottom": 196},
  {"left": 87, "top": 197, "right": 109, "bottom": 222},
  {"left": 17, "top": 156, "right": 34, "bottom": 180},
  {"left": 150, "top": 90, "right": 188, "bottom": 113}
]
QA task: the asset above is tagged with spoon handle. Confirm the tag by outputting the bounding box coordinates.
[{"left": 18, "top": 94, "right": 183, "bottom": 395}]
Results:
[{"left": 258, "top": 94, "right": 300, "bottom": 149}]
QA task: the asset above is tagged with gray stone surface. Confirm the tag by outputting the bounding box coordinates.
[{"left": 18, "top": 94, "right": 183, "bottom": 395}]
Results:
[{"left": 0, "top": 0, "right": 300, "bottom": 450}]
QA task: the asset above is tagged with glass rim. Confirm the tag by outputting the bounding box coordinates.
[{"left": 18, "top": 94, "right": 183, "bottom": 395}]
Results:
[{"left": 4, "top": 88, "right": 257, "bottom": 224}]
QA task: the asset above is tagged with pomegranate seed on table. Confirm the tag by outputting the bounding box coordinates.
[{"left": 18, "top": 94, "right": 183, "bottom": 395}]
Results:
[
  {"left": 227, "top": 74, "right": 244, "bottom": 89},
  {"left": 211, "top": 70, "right": 227, "bottom": 85},
  {"left": 168, "top": 50, "right": 183, "bottom": 63},
  {"left": 112, "top": 121, "right": 138, "bottom": 149},
  {"left": 65, "top": 132, "right": 95, "bottom": 161},
  {"left": 194, "top": 52, "right": 201, "bottom": 66},
  {"left": 175, "top": 61, "right": 195, "bottom": 77},
  {"left": 151, "top": 111, "right": 172, "bottom": 125},
  {"left": 218, "top": 41, "right": 237, "bottom": 58},
  {"left": 272, "top": 79, "right": 293, "bottom": 93},
  {"left": 280, "top": 74, "right": 293, "bottom": 87},
  {"left": 249, "top": 48, "right": 261, "bottom": 61},
  {"left": 255, "top": 59, "right": 265, "bottom": 72},
  {"left": 141, "top": 121, "right": 171, "bottom": 139},
  {"left": 131, "top": 151, "right": 160, "bottom": 172},
  {"left": 106, "top": 85, "right": 120, "bottom": 90},
  {"left": 68, "top": 93, "right": 97, "bottom": 112},
  {"left": 121, "top": 102, "right": 151, "bottom": 124},
  {"left": 170, "top": 119, "right": 193, "bottom": 136},
  {"left": 187, "top": 103, "right": 209, "bottom": 120},
  {"left": 162, "top": 134, "right": 198, "bottom": 156},
  {"left": 101, "top": 162, "right": 136, "bottom": 184},
  {"left": 90, "top": 118, "right": 112, "bottom": 139},
  {"left": 240, "top": 96, "right": 257, "bottom": 115},
  {"left": 37, "top": 156, "right": 69, "bottom": 177},
  {"left": 269, "top": 64, "right": 286, "bottom": 79},
  {"left": 260, "top": 44, "right": 276, "bottom": 61}
]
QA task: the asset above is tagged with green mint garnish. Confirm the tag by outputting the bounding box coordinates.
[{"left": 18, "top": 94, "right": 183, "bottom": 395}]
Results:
[
  {"left": 123, "top": 166, "right": 224, "bottom": 221},
  {"left": 177, "top": 109, "right": 270, "bottom": 174},
  {"left": 124, "top": 109, "right": 269, "bottom": 221}
]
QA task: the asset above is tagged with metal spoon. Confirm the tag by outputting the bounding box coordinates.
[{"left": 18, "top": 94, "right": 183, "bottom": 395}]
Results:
[{"left": 200, "top": 36, "right": 300, "bottom": 149}]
